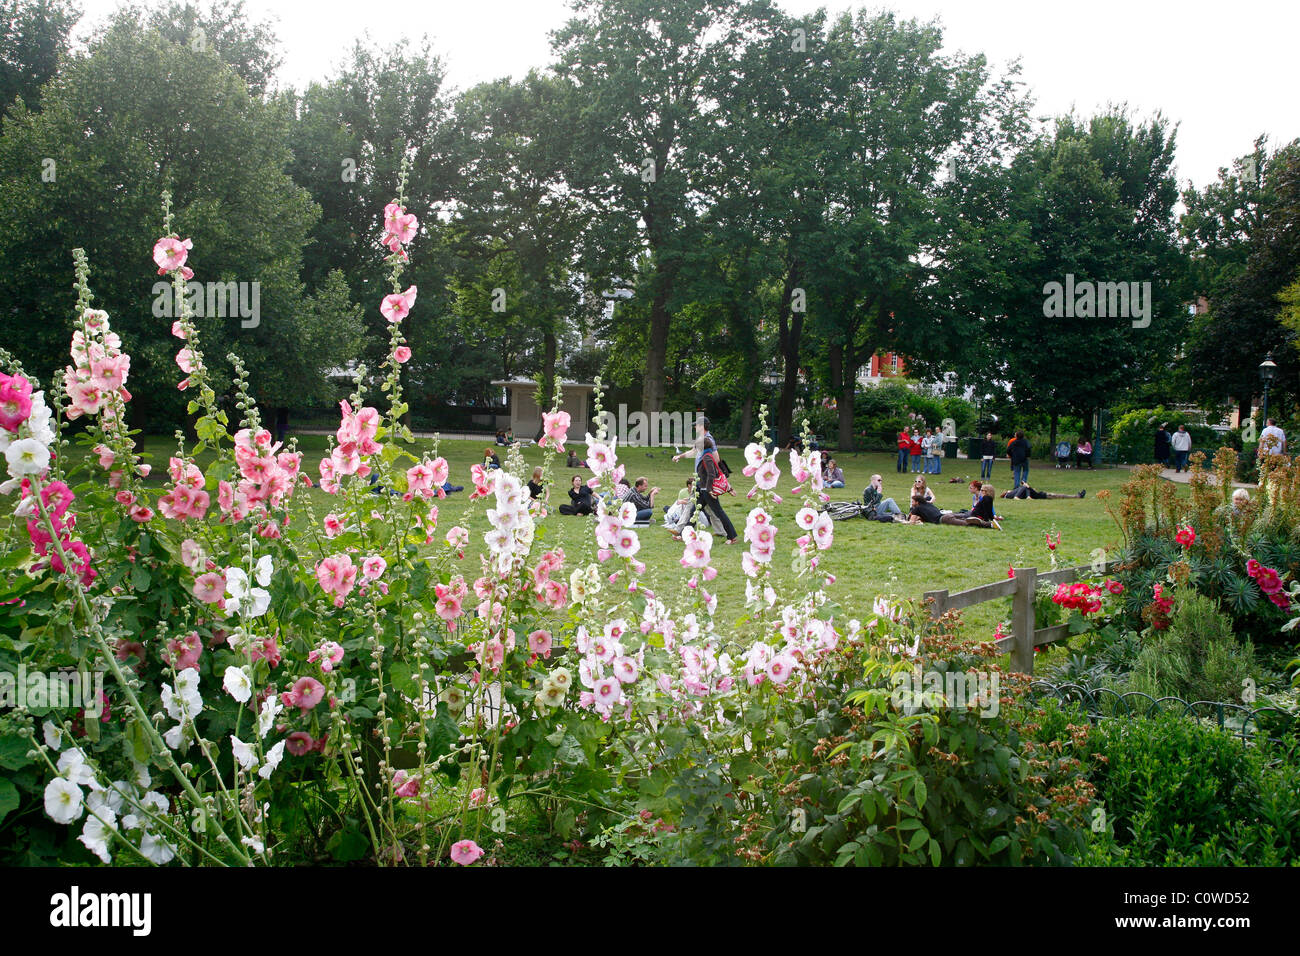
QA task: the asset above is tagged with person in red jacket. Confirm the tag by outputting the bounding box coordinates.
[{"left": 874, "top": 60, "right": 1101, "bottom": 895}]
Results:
[
  {"left": 909, "top": 429, "right": 924, "bottom": 474},
  {"left": 896, "top": 428, "right": 911, "bottom": 473}
]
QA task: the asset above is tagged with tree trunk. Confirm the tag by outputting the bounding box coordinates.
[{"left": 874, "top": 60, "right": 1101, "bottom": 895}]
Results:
[
  {"left": 775, "top": 260, "right": 804, "bottom": 444},
  {"left": 1049, "top": 411, "right": 1058, "bottom": 451},
  {"left": 739, "top": 393, "right": 754, "bottom": 447},
  {"left": 536, "top": 330, "right": 557, "bottom": 441},
  {"left": 838, "top": 381, "right": 856, "bottom": 452},
  {"left": 641, "top": 285, "right": 670, "bottom": 415},
  {"left": 1080, "top": 407, "right": 1093, "bottom": 444},
  {"left": 1238, "top": 393, "right": 1253, "bottom": 426}
]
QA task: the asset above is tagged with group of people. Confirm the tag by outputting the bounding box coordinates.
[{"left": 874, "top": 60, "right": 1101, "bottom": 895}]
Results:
[
  {"left": 895, "top": 426, "right": 948, "bottom": 475},
  {"left": 1152, "top": 423, "right": 1194, "bottom": 472},
  {"left": 859, "top": 472, "right": 1086, "bottom": 529}
]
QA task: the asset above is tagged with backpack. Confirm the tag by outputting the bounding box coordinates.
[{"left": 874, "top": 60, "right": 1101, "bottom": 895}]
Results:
[{"left": 700, "top": 450, "right": 732, "bottom": 497}]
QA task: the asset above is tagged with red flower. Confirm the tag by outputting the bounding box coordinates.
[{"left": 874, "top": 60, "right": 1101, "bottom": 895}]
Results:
[
  {"left": 1246, "top": 559, "right": 1262, "bottom": 578},
  {"left": 1174, "top": 525, "right": 1196, "bottom": 548},
  {"left": 1255, "top": 567, "right": 1284, "bottom": 595}
]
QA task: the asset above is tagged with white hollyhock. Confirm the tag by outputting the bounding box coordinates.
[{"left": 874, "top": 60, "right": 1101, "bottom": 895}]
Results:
[
  {"left": 257, "top": 740, "right": 286, "bottom": 780},
  {"left": 56, "top": 748, "right": 96, "bottom": 787},
  {"left": 140, "top": 832, "right": 176, "bottom": 865},
  {"left": 222, "top": 665, "right": 252, "bottom": 703},
  {"left": 230, "top": 736, "right": 258, "bottom": 771},
  {"left": 5, "top": 438, "right": 49, "bottom": 478},
  {"left": 79, "top": 808, "right": 117, "bottom": 863},
  {"left": 256, "top": 696, "right": 282, "bottom": 739},
  {"left": 44, "top": 778, "right": 83, "bottom": 824},
  {"left": 254, "top": 554, "right": 273, "bottom": 587},
  {"left": 42, "top": 719, "right": 65, "bottom": 751}
]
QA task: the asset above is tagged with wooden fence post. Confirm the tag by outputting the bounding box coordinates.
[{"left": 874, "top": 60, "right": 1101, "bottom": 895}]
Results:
[
  {"left": 922, "top": 589, "right": 949, "bottom": 619},
  {"left": 1011, "top": 566, "right": 1037, "bottom": 674}
]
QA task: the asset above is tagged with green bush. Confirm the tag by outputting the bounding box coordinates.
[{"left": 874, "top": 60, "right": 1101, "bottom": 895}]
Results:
[
  {"left": 1084, "top": 714, "right": 1300, "bottom": 865},
  {"left": 1130, "top": 591, "right": 1258, "bottom": 703}
]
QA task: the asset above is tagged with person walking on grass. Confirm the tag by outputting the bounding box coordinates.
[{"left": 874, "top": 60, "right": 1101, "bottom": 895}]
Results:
[
  {"left": 1171, "top": 424, "right": 1192, "bottom": 472},
  {"left": 1008, "top": 430, "right": 1031, "bottom": 490},
  {"left": 672, "top": 416, "right": 716, "bottom": 469},
  {"left": 674, "top": 449, "right": 738, "bottom": 544}
]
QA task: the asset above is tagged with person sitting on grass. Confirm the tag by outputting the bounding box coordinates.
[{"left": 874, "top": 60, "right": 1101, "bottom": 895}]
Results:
[
  {"left": 970, "top": 483, "right": 1000, "bottom": 529},
  {"left": 910, "top": 476, "right": 936, "bottom": 504},
  {"left": 565, "top": 449, "right": 586, "bottom": 468},
  {"left": 863, "top": 474, "right": 905, "bottom": 520},
  {"left": 625, "top": 477, "right": 660, "bottom": 524},
  {"left": 1076, "top": 438, "right": 1093, "bottom": 468},
  {"left": 824, "top": 458, "right": 845, "bottom": 488},
  {"left": 484, "top": 447, "right": 501, "bottom": 470},
  {"left": 558, "top": 475, "right": 594, "bottom": 515},
  {"left": 527, "top": 466, "right": 546, "bottom": 503},
  {"left": 1000, "top": 483, "right": 1086, "bottom": 500}
]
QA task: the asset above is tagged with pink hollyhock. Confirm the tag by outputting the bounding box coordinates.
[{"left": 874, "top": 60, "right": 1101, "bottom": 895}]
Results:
[
  {"left": 393, "top": 770, "right": 420, "bottom": 798},
  {"left": 361, "top": 554, "right": 386, "bottom": 581},
  {"left": 380, "top": 285, "right": 418, "bottom": 323},
  {"left": 539, "top": 410, "right": 571, "bottom": 450},
  {"left": 286, "top": 732, "right": 316, "bottom": 757},
  {"left": 1255, "top": 567, "right": 1284, "bottom": 595},
  {"left": 323, "top": 513, "right": 344, "bottom": 537},
  {"left": 152, "top": 236, "right": 193, "bottom": 274},
  {"left": 193, "top": 571, "right": 226, "bottom": 604},
  {"left": 1246, "top": 558, "right": 1262, "bottom": 578},
  {"left": 250, "top": 635, "right": 281, "bottom": 668},
  {"left": 165, "top": 632, "right": 203, "bottom": 670},
  {"left": 450, "top": 839, "right": 483, "bottom": 865},
  {"left": 0, "top": 377, "right": 33, "bottom": 432},
  {"left": 528, "top": 629, "right": 553, "bottom": 658},
  {"left": 307, "top": 641, "right": 344, "bottom": 673},
  {"left": 281, "top": 676, "right": 326, "bottom": 713},
  {"left": 394, "top": 345, "right": 412, "bottom": 364}
]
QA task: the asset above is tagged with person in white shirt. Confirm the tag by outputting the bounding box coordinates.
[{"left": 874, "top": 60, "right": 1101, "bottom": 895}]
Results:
[
  {"left": 1170, "top": 425, "right": 1192, "bottom": 472},
  {"left": 1259, "top": 419, "right": 1287, "bottom": 458}
]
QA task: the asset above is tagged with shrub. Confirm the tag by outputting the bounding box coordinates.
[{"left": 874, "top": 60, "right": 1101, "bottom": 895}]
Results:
[
  {"left": 1083, "top": 714, "right": 1300, "bottom": 865},
  {"left": 1129, "top": 591, "right": 1258, "bottom": 703}
]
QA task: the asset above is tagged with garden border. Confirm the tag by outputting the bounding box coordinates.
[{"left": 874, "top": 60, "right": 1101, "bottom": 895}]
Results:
[{"left": 922, "top": 559, "right": 1121, "bottom": 675}]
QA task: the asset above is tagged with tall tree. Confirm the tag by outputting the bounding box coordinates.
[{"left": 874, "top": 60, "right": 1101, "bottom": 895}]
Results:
[
  {"left": 0, "top": 0, "right": 78, "bottom": 116},
  {"left": 0, "top": 12, "right": 331, "bottom": 426},
  {"left": 1183, "top": 139, "right": 1300, "bottom": 419},
  {"left": 550, "top": 0, "right": 763, "bottom": 415}
]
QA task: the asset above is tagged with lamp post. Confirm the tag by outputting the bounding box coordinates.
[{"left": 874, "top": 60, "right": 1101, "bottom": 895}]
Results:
[{"left": 1259, "top": 352, "right": 1278, "bottom": 426}]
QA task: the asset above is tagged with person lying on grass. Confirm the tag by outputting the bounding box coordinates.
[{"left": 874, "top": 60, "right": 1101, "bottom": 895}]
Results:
[
  {"left": 906, "top": 493, "right": 992, "bottom": 527},
  {"left": 1000, "top": 483, "right": 1086, "bottom": 500}
]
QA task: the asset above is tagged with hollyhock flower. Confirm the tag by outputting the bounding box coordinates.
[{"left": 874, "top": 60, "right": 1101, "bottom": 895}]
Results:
[
  {"left": 250, "top": 634, "right": 281, "bottom": 668},
  {"left": 744, "top": 443, "right": 765, "bottom": 468},
  {"left": 1174, "top": 525, "right": 1196, "bottom": 548},
  {"left": 1255, "top": 567, "right": 1284, "bottom": 595},
  {"left": 393, "top": 770, "right": 420, "bottom": 798},
  {"left": 380, "top": 285, "right": 418, "bottom": 323},
  {"left": 224, "top": 567, "right": 270, "bottom": 617},
  {"left": 585, "top": 437, "right": 615, "bottom": 475},
  {"left": 754, "top": 460, "right": 780, "bottom": 490},
  {"left": 308, "top": 641, "right": 345, "bottom": 674},
  {"left": 613, "top": 528, "right": 641, "bottom": 558},
  {"left": 222, "top": 666, "right": 253, "bottom": 703},
  {"left": 811, "top": 512, "right": 834, "bottom": 550},
  {"left": 152, "top": 236, "right": 193, "bottom": 274},
  {"left": 323, "top": 513, "right": 344, "bottom": 537},
  {"left": 394, "top": 345, "right": 412, "bottom": 364},
  {"left": 166, "top": 632, "right": 203, "bottom": 670},
  {"left": 362, "top": 554, "right": 386, "bottom": 581},
  {"left": 281, "top": 676, "right": 325, "bottom": 713},
  {"left": 5, "top": 438, "right": 49, "bottom": 478},
  {"left": 1246, "top": 559, "right": 1262, "bottom": 578},
  {"left": 450, "top": 839, "right": 484, "bottom": 865},
  {"left": 45, "top": 777, "right": 84, "bottom": 824},
  {"left": 794, "top": 507, "right": 818, "bottom": 531},
  {"left": 316, "top": 554, "right": 358, "bottom": 605},
  {"left": 592, "top": 676, "right": 622, "bottom": 713},
  {"left": 528, "top": 629, "right": 553, "bottom": 658},
  {"left": 193, "top": 571, "right": 225, "bottom": 604},
  {"left": 446, "top": 525, "right": 469, "bottom": 551},
  {"left": 286, "top": 732, "right": 316, "bottom": 757},
  {"left": 539, "top": 410, "right": 571, "bottom": 450}
]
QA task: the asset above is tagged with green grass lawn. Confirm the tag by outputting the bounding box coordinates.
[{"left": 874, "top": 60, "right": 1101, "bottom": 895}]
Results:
[{"left": 115, "top": 432, "right": 1141, "bottom": 638}]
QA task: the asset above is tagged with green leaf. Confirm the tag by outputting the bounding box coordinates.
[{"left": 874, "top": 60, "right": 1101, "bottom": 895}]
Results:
[{"left": 0, "top": 777, "right": 19, "bottom": 823}]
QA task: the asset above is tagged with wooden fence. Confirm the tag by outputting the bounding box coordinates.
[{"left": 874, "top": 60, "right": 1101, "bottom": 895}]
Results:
[{"left": 923, "top": 559, "right": 1120, "bottom": 675}]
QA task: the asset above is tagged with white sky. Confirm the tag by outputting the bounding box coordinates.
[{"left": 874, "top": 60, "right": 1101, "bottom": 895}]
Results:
[{"left": 72, "top": 0, "right": 1299, "bottom": 189}]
